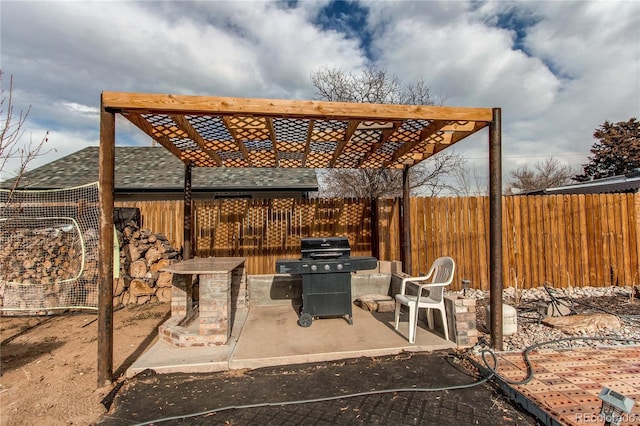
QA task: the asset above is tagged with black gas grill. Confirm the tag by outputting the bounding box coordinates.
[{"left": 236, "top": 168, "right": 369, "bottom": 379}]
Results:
[{"left": 276, "top": 237, "right": 377, "bottom": 327}]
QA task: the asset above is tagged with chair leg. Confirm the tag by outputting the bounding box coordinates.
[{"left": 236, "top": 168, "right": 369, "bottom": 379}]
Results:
[
  {"left": 440, "top": 309, "right": 449, "bottom": 341},
  {"left": 423, "top": 306, "right": 450, "bottom": 341},
  {"left": 426, "top": 308, "right": 434, "bottom": 330},
  {"left": 394, "top": 300, "right": 401, "bottom": 330},
  {"left": 408, "top": 304, "right": 416, "bottom": 344}
]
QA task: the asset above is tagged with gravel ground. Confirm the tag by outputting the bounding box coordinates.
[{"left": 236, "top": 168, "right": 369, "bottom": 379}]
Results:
[{"left": 466, "top": 286, "right": 640, "bottom": 353}]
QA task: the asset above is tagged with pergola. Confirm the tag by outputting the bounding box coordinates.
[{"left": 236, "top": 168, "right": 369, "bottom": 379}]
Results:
[{"left": 98, "top": 92, "right": 503, "bottom": 385}]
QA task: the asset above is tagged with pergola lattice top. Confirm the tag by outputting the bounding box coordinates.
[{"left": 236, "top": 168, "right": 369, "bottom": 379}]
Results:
[{"left": 102, "top": 92, "right": 493, "bottom": 169}]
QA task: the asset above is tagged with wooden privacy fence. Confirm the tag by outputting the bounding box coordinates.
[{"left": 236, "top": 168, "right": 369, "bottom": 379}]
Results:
[
  {"left": 410, "top": 194, "right": 639, "bottom": 290},
  {"left": 116, "top": 194, "right": 640, "bottom": 290}
]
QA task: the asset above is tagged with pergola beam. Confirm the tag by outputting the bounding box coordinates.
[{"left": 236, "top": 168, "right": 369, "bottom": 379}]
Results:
[
  {"left": 383, "top": 120, "right": 448, "bottom": 167},
  {"left": 301, "top": 120, "right": 315, "bottom": 168},
  {"left": 125, "top": 113, "right": 187, "bottom": 163},
  {"left": 103, "top": 92, "right": 494, "bottom": 122},
  {"left": 356, "top": 123, "right": 401, "bottom": 168},
  {"left": 222, "top": 117, "right": 254, "bottom": 167},
  {"left": 265, "top": 118, "right": 280, "bottom": 167},
  {"left": 171, "top": 114, "right": 223, "bottom": 166},
  {"left": 449, "top": 121, "right": 489, "bottom": 144},
  {"left": 329, "top": 120, "right": 360, "bottom": 167}
]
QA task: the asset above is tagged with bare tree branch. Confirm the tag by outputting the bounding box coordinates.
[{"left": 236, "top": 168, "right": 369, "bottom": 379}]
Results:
[
  {"left": 401, "top": 79, "right": 446, "bottom": 106},
  {"left": 0, "top": 73, "right": 30, "bottom": 176},
  {"left": 452, "top": 164, "right": 488, "bottom": 196},
  {"left": 505, "top": 158, "right": 579, "bottom": 194},
  {"left": 311, "top": 66, "right": 458, "bottom": 198},
  {"left": 317, "top": 151, "right": 473, "bottom": 199},
  {"left": 410, "top": 151, "right": 466, "bottom": 196},
  {"left": 318, "top": 168, "right": 403, "bottom": 199},
  {"left": 0, "top": 71, "right": 50, "bottom": 208}
]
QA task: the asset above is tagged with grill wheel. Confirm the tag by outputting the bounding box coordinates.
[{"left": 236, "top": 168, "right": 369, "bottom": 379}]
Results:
[{"left": 298, "top": 313, "right": 313, "bottom": 327}]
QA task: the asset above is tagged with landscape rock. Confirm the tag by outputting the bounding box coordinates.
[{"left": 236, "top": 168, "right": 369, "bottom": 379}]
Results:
[
  {"left": 354, "top": 294, "right": 395, "bottom": 312},
  {"left": 469, "top": 285, "right": 640, "bottom": 353},
  {"left": 129, "top": 279, "right": 155, "bottom": 297},
  {"left": 542, "top": 313, "right": 622, "bottom": 334}
]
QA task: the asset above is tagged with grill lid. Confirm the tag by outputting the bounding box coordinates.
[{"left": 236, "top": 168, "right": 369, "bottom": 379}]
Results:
[{"left": 301, "top": 237, "right": 350, "bottom": 259}]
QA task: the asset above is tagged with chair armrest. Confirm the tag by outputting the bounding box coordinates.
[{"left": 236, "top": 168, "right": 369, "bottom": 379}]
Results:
[
  {"left": 411, "top": 281, "right": 449, "bottom": 299},
  {"left": 415, "top": 282, "right": 449, "bottom": 289},
  {"left": 400, "top": 277, "right": 429, "bottom": 295},
  {"left": 397, "top": 269, "right": 434, "bottom": 295},
  {"left": 403, "top": 276, "right": 430, "bottom": 283}
]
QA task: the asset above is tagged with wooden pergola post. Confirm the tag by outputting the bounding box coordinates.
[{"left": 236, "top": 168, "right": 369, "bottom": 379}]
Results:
[
  {"left": 98, "top": 96, "right": 115, "bottom": 386},
  {"left": 402, "top": 165, "right": 412, "bottom": 274},
  {"left": 370, "top": 197, "right": 379, "bottom": 259},
  {"left": 183, "top": 162, "right": 193, "bottom": 261},
  {"left": 489, "top": 107, "right": 503, "bottom": 351}
]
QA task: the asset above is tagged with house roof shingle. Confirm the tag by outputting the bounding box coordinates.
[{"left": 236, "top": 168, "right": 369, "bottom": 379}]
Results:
[
  {"left": 524, "top": 170, "right": 640, "bottom": 195},
  {"left": 1, "top": 146, "right": 318, "bottom": 193},
  {"left": 544, "top": 171, "right": 640, "bottom": 194}
]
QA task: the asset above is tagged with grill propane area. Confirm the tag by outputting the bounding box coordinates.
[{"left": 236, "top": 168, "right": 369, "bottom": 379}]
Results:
[{"left": 276, "top": 237, "right": 377, "bottom": 327}]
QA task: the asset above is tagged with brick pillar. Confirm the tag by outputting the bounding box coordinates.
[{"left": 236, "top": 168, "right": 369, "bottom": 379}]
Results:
[
  {"left": 170, "top": 274, "right": 191, "bottom": 318},
  {"left": 198, "top": 272, "right": 232, "bottom": 344},
  {"left": 231, "top": 263, "right": 247, "bottom": 308},
  {"left": 444, "top": 294, "right": 478, "bottom": 348}
]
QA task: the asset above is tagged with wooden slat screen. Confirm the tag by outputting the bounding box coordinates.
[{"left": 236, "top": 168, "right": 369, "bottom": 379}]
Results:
[
  {"left": 193, "top": 198, "right": 375, "bottom": 275},
  {"left": 115, "top": 200, "right": 184, "bottom": 250},
  {"left": 117, "top": 194, "right": 639, "bottom": 289}
]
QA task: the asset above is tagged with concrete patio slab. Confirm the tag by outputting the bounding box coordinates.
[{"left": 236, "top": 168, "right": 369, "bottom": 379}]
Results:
[
  {"left": 230, "top": 304, "right": 455, "bottom": 369},
  {"left": 126, "top": 307, "right": 249, "bottom": 377},
  {"left": 127, "top": 303, "right": 455, "bottom": 377}
]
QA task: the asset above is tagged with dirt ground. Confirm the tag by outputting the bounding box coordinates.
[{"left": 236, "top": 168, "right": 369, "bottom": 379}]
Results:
[{"left": 0, "top": 303, "right": 170, "bottom": 426}]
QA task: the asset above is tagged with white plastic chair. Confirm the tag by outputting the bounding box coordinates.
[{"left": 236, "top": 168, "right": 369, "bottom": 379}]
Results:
[{"left": 394, "top": 257, "right": 455, "bottom": 343}]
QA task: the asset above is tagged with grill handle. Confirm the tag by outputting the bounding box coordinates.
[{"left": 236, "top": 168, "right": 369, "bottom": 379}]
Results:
[{"left": 308, "top": 252, "right": 344, "bottom": 259}]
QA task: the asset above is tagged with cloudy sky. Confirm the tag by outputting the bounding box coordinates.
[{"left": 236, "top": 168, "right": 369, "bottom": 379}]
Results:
[{"left": 1, "top": 0, "right": 639, "bottom": 186}]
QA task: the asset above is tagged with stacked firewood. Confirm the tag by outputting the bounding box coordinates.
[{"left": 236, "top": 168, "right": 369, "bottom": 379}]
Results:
[
  {"left": 0, "top": 223, "right": 100, "bottom": 311},
  {"left": 0, "top": 227, "right": 84, "bottom": 285},
  {"left": 114, "top": 221, "right": 182, "bottom": 306}
]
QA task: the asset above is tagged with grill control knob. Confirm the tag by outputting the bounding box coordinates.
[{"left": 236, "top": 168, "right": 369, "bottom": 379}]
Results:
[
  {"left": 336, "top": 264, "right": 343, "bottom": 271},
  {"left": 311, "top": 265, "right": 317, "bottom": 272},
  {"left": 324, "top": 264, "right": 330, "bottom": 271}
]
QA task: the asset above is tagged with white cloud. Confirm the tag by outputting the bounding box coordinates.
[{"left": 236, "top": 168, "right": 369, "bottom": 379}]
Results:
[
  {"left": 61, "top": 102, "right": 99, "bottom": 118},
  {"left": 364, "top": 1, "right": 639, "bottom": 174},
  {"left": 0, "top": 125, "right": 97, "bottom": 181},
  {"left": 1, "top": 0, "right": 638, "bottom": 185}
]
